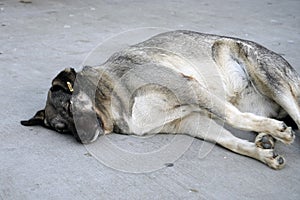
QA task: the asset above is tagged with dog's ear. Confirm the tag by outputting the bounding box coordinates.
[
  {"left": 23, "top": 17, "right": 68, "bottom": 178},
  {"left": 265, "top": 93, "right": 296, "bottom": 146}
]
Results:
[
  {"left": 51, "top": 68, "right": 77, "bottom": 93},
  {"left": 21, "top": 110, "right": 45, "bottom": 126}
]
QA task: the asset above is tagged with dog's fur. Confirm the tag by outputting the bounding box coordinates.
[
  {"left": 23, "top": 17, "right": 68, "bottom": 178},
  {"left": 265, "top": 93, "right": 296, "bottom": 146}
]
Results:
[{"left": 21, "top": 30, "right": 300, "bottom": 169}]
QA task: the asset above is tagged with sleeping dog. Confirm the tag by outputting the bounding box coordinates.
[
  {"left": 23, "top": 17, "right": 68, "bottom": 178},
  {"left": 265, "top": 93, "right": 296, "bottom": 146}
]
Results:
[{"left": 21, "top": 30, "right": 299, "bottom": 169}]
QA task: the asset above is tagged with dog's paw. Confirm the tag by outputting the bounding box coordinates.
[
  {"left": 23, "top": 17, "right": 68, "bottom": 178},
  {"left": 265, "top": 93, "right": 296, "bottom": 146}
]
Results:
[
  {"left": 267, "top": 153, "right": 285, "bottom": 170},
  {"left": 257, "top": 148, "right": 285, "bottom": 170},
  {"left": 270, "top": 121, "right": 295, "bottom": 144},
  {"left": 255, "top": 133, "right": 275, "bottom": 149},
  {"left": 278, "top": 123, "right": 295, "bottom": 144}
]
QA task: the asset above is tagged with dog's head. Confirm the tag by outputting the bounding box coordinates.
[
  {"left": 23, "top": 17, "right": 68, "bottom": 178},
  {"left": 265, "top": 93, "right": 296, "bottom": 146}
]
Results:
[
  {"left": 21, "top": 68, "right": 106, "bottom": 143},
  {"left": 21, "top": 68, "right": 104, "bottom": 143},
  {"left": 21, "top": 68, "right": 76, "bottom": 132},
  {"left": 21, "top": 68, "right": 83, "bottom": 139}
]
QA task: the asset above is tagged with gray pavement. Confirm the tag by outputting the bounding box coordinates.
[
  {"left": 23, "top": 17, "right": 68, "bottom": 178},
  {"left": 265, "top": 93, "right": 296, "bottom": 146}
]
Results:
[{"left": 1, "top": 0, "right": 300, "bottom": 199}]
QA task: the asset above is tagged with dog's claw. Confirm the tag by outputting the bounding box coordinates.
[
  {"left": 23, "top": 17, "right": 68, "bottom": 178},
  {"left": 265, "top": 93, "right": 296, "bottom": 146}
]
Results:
[
  {"left": 277, "top": 156, "right": 284, "bottom": 165},
  {"left": 281, "top": 122, "right": 288, "bottom": 131},
  {"left": 270, "top": 154, "right": 285, "bottom": 169},
  {"left": 290, "top": 129, "right": 295, "bottom": 138},
  {"left": 271, "top": 122, "right": 295, "bottom": 144}
]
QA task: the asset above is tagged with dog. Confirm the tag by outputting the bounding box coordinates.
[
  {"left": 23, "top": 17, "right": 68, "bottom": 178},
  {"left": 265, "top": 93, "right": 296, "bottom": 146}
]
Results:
[{"left": 21, "top": 30, "right": 300, "bottom": 169}]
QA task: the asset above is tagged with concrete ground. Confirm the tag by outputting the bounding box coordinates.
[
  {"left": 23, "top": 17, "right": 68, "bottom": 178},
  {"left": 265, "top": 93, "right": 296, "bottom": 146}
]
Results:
[{"left": 1, "top": 0, "right": 300, "bottom": 199}]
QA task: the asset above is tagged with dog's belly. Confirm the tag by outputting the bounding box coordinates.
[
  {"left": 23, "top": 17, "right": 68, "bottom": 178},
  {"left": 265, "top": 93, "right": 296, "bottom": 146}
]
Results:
[
  {"left": 216, "top": 62, "right": 284, "bottom": 119},
  {"left": 229, "top": 84, "right": 283, "bottom": 118}
]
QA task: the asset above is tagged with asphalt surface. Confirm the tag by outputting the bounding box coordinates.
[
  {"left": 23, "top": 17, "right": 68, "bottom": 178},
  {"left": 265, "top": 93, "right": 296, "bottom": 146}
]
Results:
[{"left": 1, "top": 0, "right": 300, "bottom": 199}]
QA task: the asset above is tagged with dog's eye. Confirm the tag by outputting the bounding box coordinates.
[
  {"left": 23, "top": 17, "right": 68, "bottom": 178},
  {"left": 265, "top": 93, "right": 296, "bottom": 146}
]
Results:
[
  {"left": 50, "top": 85, "right": 65, "bottom": 92},
  {"left": 69, "top": 100, "right": 73, "bottom": 113},
  {"left": 63, "top": 101, "right": 72, "bottom": 114},
  {"left": 66, "top": 101, "right": 71, "bottom": 112},
  {"left": 50, "top": 85, "right": 73, "bottom": 95}
]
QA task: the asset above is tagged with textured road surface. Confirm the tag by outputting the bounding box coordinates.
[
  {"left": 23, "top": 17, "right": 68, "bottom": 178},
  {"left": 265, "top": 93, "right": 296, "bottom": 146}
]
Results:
[{"left": 1, "top": 0, "right": 300, "bottom": 199}]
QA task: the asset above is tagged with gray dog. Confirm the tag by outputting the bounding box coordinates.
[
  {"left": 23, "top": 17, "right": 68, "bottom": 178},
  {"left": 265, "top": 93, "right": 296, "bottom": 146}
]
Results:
[{"left": 21, "top": 30, "right": 299, "bottom": 169}]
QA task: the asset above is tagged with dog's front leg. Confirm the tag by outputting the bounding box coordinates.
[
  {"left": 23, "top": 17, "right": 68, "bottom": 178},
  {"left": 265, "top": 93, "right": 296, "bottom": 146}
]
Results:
[
  {"left": 215, "top": 128, "right": 286, "bottom": 170},
  {"left": 190, "top": 80, "right": 295, "bottom": 145},
  {"left": 180, "top": 114, "right": 285, "bottom": 169}
]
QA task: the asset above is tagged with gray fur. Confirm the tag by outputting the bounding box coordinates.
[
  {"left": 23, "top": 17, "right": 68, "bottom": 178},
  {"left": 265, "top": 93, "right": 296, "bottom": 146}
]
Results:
[{"left": 22, "top": 30, "right": 300, "bottom": 169}]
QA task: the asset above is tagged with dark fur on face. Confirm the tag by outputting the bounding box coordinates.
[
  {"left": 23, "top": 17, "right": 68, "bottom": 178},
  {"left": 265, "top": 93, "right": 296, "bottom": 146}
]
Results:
[{"left": 21, "top": 68, "right": 77, "bottom": 138}]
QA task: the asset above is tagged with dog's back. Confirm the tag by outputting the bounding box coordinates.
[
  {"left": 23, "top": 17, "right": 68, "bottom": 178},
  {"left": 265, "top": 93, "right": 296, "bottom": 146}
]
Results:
[{"left": 93, "top": 30, "right": 298, "bottom": 124}]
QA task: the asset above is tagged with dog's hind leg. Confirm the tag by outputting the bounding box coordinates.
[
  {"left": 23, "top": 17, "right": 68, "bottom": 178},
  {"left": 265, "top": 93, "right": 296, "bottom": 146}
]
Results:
[
  {"left": 210, "top": 38, "right": 299, "bottom": 144},
  {"left": 242, "top": 55, "right": 300, "bottom": 129},
  {"left": 221, "top": 101, "right": 295, "bottom": 144},
  {"left": 253, "top": 76, "right": 300, "bottom": 130},
  {"left": 216, "top": 128, "right": 286, "bottom": 170},
  {"left": 212, "top": 38, "right": 300, "bottom": 129}
]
